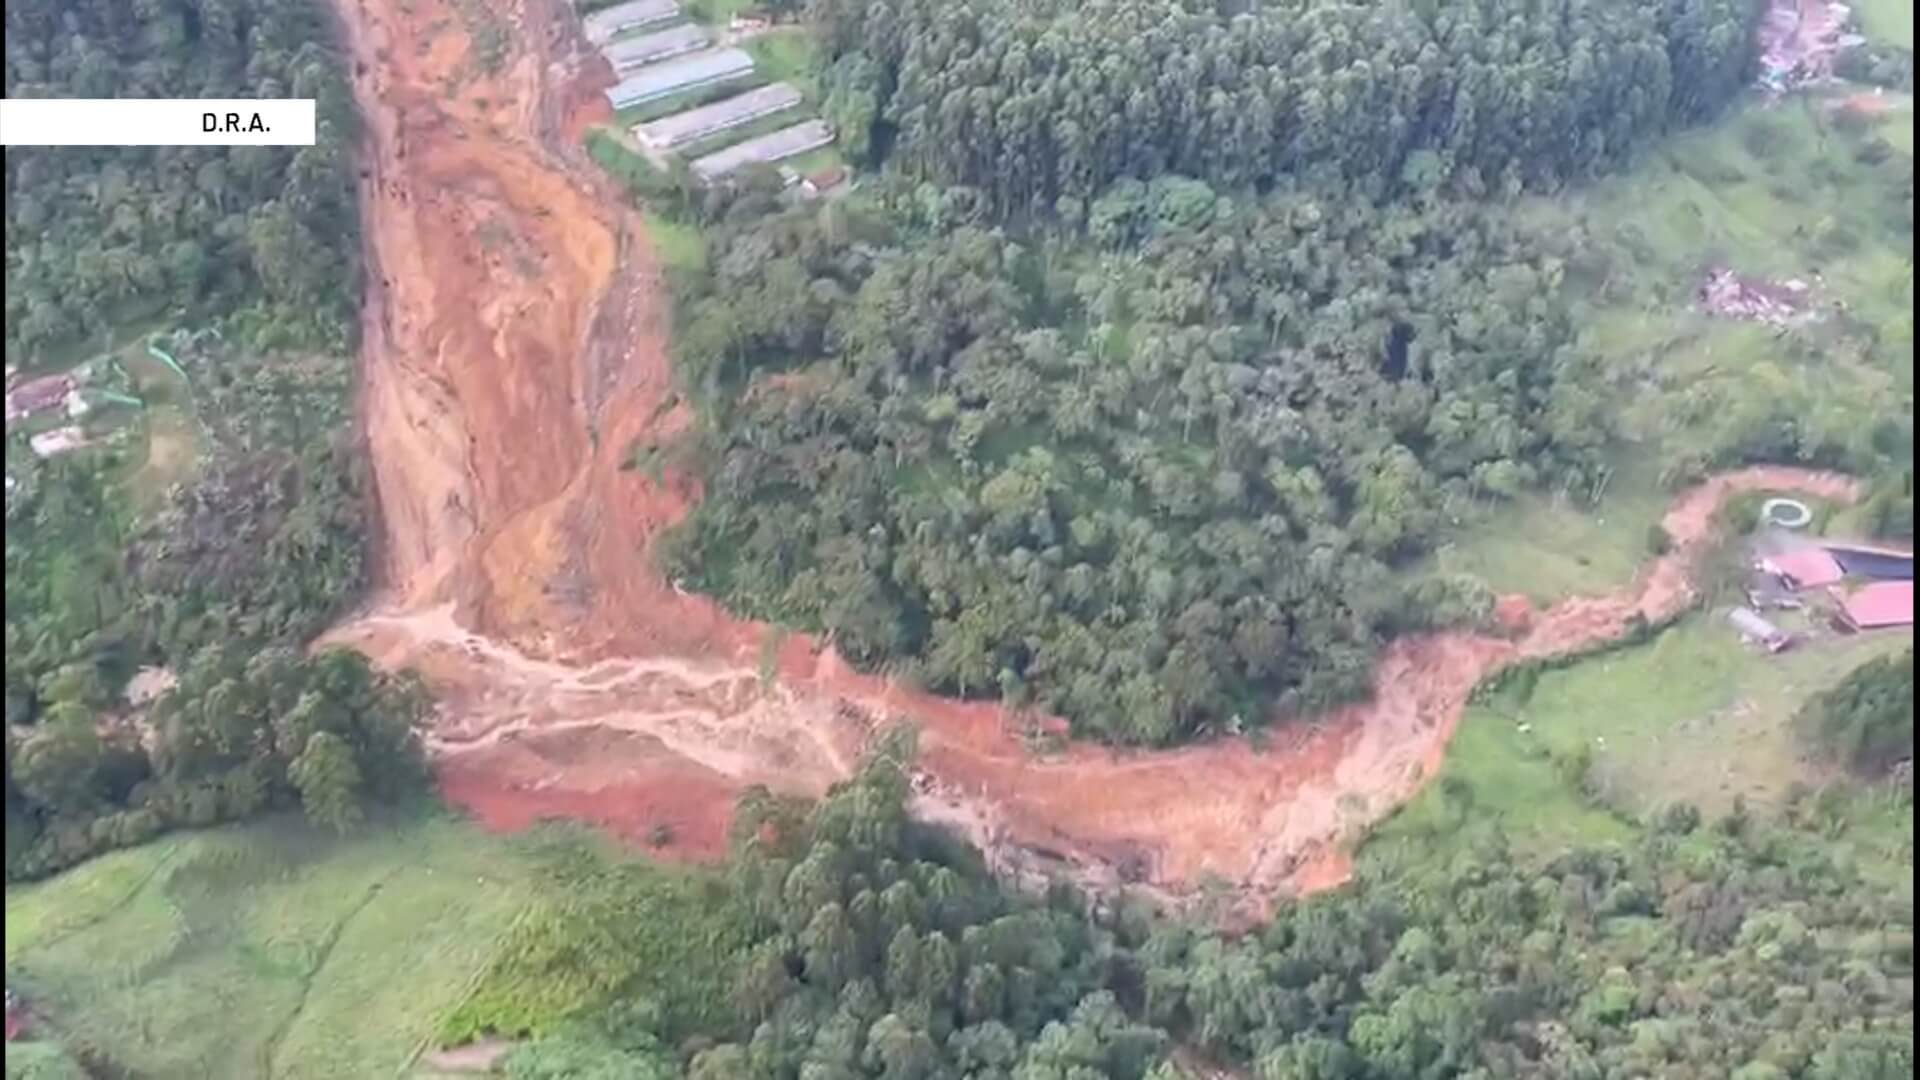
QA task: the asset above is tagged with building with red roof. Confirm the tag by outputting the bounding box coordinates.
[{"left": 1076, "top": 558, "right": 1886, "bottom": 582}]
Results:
[
  {"left": 4, "top": 374, "right": 73, "bottom": 424},
  {"left": 1760, "top": 547, "right": 1844, "bottom": 589},
  {"left": 1839, "top": 580, "right": 1914, "bottom": 630}
]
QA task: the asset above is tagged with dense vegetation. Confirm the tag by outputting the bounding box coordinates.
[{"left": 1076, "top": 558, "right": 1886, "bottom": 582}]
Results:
[
  {"left": 3, "top": 0, "right": 361, "bottom": 361},
  {"left": 643, "top": 0, "right": 1820, "bottom": 743},
  {"left": 808, "top": 0, "right": 1761, "bottom": 211},
  {"left": 3, "top": 333, "right": 401, "bottom": 878},
  {"left": 3, "top": 647, "right": 427, "bottom": 880},
  {"left": 454, "top": 733, "right": 1913, "bottom": 1079},
  {"left": 664, "top": 173, "right": 1604, "bottom": 742},
  {"left": 1797, "top": 647, "right": 1914, "bottom": 776},
  {"left": 2, "top": 0, "right": 408, "bottom": 880},
  {"left": 1857, "top": 469, "right": 1914, "bottom": 542},
  {"left": 646, "top": 0, "right": 1920, "bottom": 744}
]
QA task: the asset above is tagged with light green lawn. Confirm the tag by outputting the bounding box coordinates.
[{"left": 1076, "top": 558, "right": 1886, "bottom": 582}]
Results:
[
  {"left": 1366, "top": 695, "right": 1636, "bottom": 868},
  {"left": 1421, "top": 456, "right": 1671, "bottom": 603},
  {"left": 5, "top": 813, "right": 544, "bottom": 1080},
  {"left": 1520, "top": 93, "right": 1912, "bottom": 465},
  {"left": 3, "top": 1042, "right": 88, "bottom": 1080},
  {"left": 116, "top": 343, "right": 202, "bottom": 511},
  {"left": 647, "top": 219, "right": 710, "bottom": 273},
  {"left": 1368, "top": 615, "right": 1913, "bottom": 872},
  {"left": 1491, "top": 615, "right": 1912, "bottom": 816},
  {"left": 1858, "top": 0, "right": 1913, "bottom": 49}
]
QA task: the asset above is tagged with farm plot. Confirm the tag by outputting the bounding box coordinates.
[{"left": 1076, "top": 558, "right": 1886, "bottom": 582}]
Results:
[{"left": 4, "top": 813, "right": 546, "bottom": 1079}]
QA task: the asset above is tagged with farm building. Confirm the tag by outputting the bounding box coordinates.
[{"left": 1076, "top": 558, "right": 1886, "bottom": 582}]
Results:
[
  {"left": 634, "top": 82, "right": 802, "bottom": 150},
  {"left": 602, "top": 23, "right": 709, "bottom": 71},
  {"left": 1837, "top": 581, "right": 1914, "bottom": 631},
  {"left": 691, "top": 119, "right": 834, "bottom": 181},
  {"left": 801, "top": 164, "right": 850, "bottom": 197},
  {"left": 1824, "top": 543, "right": 1914, "bottom": 581},
  {"left": 582, "top": 0, "right": 679, "bottom": 44},
  {"left": 1727, "top": 607, "right": 1793, "bottom": 652},
  {"left": 5, "top": 374, "right": 73, "bottom": 423},
  {"left": 604, "top": 47, "right": 754, "bottom": 110},
  {"left": 1760, "top": 547, "right": 1845, "bottom": 590}
]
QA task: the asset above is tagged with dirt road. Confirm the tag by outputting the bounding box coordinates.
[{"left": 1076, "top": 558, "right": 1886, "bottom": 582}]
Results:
[{"left": 323, "top": 0, "right": 1862, "bottom": 916}]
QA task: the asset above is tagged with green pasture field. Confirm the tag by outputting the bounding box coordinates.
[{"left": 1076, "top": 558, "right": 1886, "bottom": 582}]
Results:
[
  {"left": 4, "top": 812, "right": 544, "bottom": 1079},
  {"left": 1368, "top": 612, "right": 1913, "bottom": 872}
]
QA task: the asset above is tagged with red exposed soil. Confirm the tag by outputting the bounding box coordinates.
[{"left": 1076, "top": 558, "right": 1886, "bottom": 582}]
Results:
[
  {"left": 1493, "top": 594, "right": 1536, "bottom": 635},
  {"left": 1835, "top": 91, "right": 1898, "bottom": 116},
  {"left": 321, "top": 0, "right": 1865, "bottom": 913},
  {"left": 437, "top": 729, "right": 738, "bottom": 861}
]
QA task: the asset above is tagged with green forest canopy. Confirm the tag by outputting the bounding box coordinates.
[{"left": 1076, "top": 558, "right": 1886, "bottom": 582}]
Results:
[
  {"left": 3, "top": 0, "right": 360, "bottom": 360},
  {"left": 646, "top": 0, "right": 1916, "bottom": 744},
  {"left": 460, "top": 735, "right": 1914, "bottom": 1080},
  {"left": 666, "top": 186, "right": 1602, "bottom": 743},
  {"left": 808, "top": 0, "right": 1760, "bottom": 211},
  {"left": 3, "top": 0, "right": 413, "bottom": 880}
]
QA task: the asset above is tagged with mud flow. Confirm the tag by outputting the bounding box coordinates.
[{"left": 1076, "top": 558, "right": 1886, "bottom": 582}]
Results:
[{"left": 325, "top": 0, "right": 1862, "bottom": 918}]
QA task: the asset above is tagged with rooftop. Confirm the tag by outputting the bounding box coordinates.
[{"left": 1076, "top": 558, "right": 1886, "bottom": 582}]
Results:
[
  {"left": 1842, "top": 580, "right": 1914, "bottom": 629},
  {"left": 583, "top": 0, "right": 680, "bottom": 44},
  {"left": 604, "top": 47, "right": 754, "bottom": 109},
  {"left": 601, "top": 23, "right": 709, "bottom": 71},
  {"left": 1760, "top": 547, "right": 1844, "bottom": 589},
  {"left": 633, "top": 82, "right": 802, "bottom": 149},
  {"left": 691, "top": 118, "right": 834, "bottom": 181}
]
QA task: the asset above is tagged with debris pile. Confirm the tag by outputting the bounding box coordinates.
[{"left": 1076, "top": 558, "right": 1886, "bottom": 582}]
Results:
[
  {"left": 28, "top": 425, "right": 90, "bottom": 459},
  {"left": 1756, "top": 0, "right": 1864, "bottom": 94},
  {"left": 4, "top": 373, "right": 75, "bottom": 425},
  {"left": 1695, "top": 266, "right": 1822, "bottom": 329}
]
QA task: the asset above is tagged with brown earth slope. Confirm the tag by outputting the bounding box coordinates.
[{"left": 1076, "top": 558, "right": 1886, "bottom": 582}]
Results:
[{"left": 324, "top": 0, "right": 1862, "bottom": 917}]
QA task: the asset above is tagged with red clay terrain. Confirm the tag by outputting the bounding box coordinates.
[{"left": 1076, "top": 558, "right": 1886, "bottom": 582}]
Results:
[{"left": 322, "top": 0, "right": 1864, "bottom": 916}]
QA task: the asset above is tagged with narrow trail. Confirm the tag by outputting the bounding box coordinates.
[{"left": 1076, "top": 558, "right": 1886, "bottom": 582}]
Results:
[{"left": 322, "top": 0, "right": 1864, "bottom": 917}]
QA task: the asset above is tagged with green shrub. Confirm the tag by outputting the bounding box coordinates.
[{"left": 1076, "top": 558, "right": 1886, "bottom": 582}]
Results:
[{"left": 1796, "top": 649, "right": 1914, "bottom": 776}]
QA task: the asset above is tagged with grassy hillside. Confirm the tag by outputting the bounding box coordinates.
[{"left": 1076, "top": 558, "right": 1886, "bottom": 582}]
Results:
[
  {"left": 1526, "top": 89, "right": 1911, "bottom": 475},
  {"left": 1415, "top": 87, "right": 1911, "bottom": 604},
  {"left": 1369, "top": 612, "right": 1915, "bottom": 874},
  {"left": 1860, "top": 0, "right": 1914, "bottom": 49},
  {"left": 4, "top": 813, "right": 549, "bottom": 1079}
]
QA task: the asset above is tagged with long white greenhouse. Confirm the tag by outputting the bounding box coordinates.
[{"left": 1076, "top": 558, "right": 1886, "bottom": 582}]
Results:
[
  {"left": 601, "top": 23, "right": 710, "bottom": 71},
  {"left": 583, "top": 0, "right": 680, "bottom": 45},
  {"left": 604, "top": 47, "right": 754, "bottom": 110},
  {"left": 633, "top": 82, "right": 803, "bottom": 150},
  {"left": 690, "top": 119, "right": 834, "bottom": 182}
]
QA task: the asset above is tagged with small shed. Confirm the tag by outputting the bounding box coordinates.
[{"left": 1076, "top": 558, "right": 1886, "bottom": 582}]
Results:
[
  {"left": 800, "top": 164, "right": 850, "bottom": 197},
  {"left": 1727, "top": 607, "right": 1792, "bottom": 652}
]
